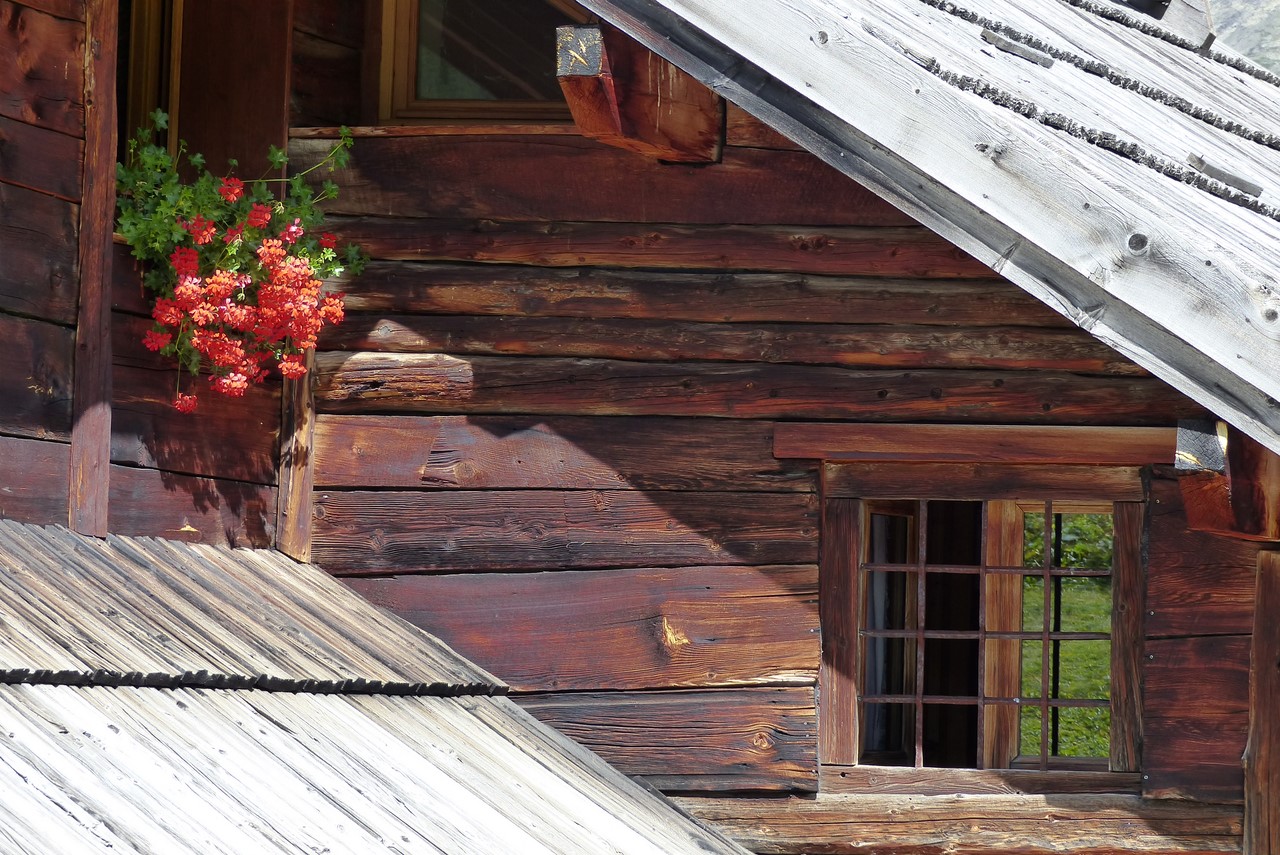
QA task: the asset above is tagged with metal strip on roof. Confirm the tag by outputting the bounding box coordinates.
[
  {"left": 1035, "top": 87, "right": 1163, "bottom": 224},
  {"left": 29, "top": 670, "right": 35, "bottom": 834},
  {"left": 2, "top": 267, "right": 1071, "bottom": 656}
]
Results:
[{"left": 0, "top": 520, "right": 500, "bottom": 694}]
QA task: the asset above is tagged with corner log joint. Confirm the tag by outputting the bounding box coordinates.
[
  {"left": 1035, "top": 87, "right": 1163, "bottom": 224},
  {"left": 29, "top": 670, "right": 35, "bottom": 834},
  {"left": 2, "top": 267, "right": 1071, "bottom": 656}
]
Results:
[
  {"left": 1177, "top": 420, "right": 1280, "bottom": 541},
  {"left": 556, "top": 24, "right": 723, "bottom": 163}
]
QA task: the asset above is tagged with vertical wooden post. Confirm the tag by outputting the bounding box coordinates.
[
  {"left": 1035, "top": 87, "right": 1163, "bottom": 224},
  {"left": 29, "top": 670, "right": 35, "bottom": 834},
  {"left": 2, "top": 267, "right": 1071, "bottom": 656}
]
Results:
[
  {"left": 1111, "top": 501, "right": 1145, "bottom": 772},
  {"left": 1245, "top": 551, "right": 1280, "bottom": 854},
  {"left": 69, "top": 0, "right": 119, "bottom": 537},
  {"left": 982, "top": 500, "right": 1023, "bottom": 768},
  {"left": 276, "top": 354, "right": 315, "bottom": 562},
  {"left": 819, "top": 493, "right": 862, "bottom": 765}
]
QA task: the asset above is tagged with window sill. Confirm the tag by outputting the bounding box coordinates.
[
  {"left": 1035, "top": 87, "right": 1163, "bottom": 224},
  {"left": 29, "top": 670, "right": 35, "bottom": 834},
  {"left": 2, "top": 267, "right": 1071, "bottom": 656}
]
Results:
[{"left": 820, "top": 764, "right": 1140, "bottom": 796}]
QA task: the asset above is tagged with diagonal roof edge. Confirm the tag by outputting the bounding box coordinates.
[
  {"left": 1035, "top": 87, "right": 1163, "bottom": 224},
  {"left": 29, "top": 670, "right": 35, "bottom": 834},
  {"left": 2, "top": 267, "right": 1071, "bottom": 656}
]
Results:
[{"left": 581, "top": 0, "right": 1280, "bottom": 455}]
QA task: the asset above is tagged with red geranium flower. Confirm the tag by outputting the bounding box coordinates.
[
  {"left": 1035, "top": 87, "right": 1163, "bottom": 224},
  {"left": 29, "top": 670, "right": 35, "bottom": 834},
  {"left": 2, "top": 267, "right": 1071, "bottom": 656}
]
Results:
[{"left": 218, "top": 176, "right": 244, "bottom": 203}]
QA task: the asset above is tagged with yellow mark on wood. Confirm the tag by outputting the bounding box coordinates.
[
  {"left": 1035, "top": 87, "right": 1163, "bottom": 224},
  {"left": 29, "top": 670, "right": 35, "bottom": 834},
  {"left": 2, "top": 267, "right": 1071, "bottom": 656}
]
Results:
[{"left": 661, "top": 616, "right": 690, "bottom": 649}]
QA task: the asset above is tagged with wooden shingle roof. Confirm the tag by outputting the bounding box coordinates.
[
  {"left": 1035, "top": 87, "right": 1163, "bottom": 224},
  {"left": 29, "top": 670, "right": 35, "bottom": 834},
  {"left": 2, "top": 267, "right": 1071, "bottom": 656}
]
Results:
[
  {"left": 0, "top": 521, "right": 748, "bottom": 855},
  {"left": 585, "top": 0, "right": 1280, "bottom": 454}
]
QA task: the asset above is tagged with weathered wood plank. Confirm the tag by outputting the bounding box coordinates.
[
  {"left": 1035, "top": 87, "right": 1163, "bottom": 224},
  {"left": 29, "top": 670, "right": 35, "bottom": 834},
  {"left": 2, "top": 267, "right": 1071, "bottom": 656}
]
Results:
[
  {"left": 292, "top": 0, "right": 362, "bottom": 47},
  {"left": 275, "top": 355, "right": 316, "bottom": 562},
  {"left": 818, "top": 497, "right": 859, "bottom": 765},
  {"left": 342, "top": 263, "right": 1072, "bottom": 327},
  {"left": 12, "top": 0, "right": 84, "bottom": 21},
  {"left": 1144, "top": 635, "right": 1249, "bottom": 803},
  {"left": 823, "top": 463, "right": 1145, "bottom": 501},
  {"left": 107, "top": 464, "right": 276, "bottom": 548},
  {"left": 1179, "top": 424, "right": 1280, "bottom": 542},
  {"left": 1111, "top": 501, "right": 1145, "bottom": 773},
  {"left": 0, "top": 180, "right": 79, "bottom": 324},
  {"left": 821, "top": 766, "right": 1141, "bottom": 795},
  {"left": 0, "top": 434, "right": 69, "bottom": 525},
  {"left": 313, "top": 414, "right": 817, "bottom": 492},
  {"left": 313, "top": 490, "right": 818, "bottom": 574},
  {"left": 675, "top": 793, "right": 1243, "bottom": 854},
  {"left": 725, "top": 103, "right": 799, "bottom": 150},
  {"left": 343, "top": 563, "right": 819, "bottom": 691},
  {"left": 290, "top": 30, "right": 360, "bottom": 127},
  {"left": 1147, "top": 472, "right": 1258, "bottom": 638},
  {"left": 517, "top": 687, "right": 817, "bottom": 792},
  {"left": 313, "top": 353, "right": 1201, "bottom": 424},
  {"left": 0, "top": 1, "right": 85, "bottom": 135},
  {"left": 69, "top": 0, "right": 117, "bottom": 536},
  {"left": 777, "top": 424, "right": 1174, "bottom": 463},
  {"left": 0, "top": 313, "right": 74, "bottom": 440},
  {"left": 323, "top": 314, "right": 1142, "bottom": 374},
  {"left": 1245, "top": 551, "right": 1280, "bottom": 855},
  {"left": 294, "top": 135, "right": 911, "bottom": 225},
  {"left": 328, "top": 217, "right": 993, "bottom": 277},
  {"left": 0, "top": 114, "right": 82, "bottom": 200}
]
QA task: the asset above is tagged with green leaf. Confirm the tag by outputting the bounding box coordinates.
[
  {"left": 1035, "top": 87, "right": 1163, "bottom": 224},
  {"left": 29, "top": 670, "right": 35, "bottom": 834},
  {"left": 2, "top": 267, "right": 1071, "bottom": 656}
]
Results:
[
  {"left": 149, "top": 109, "right": 169, "bottom": 130},
  {"left": 267, "top": 145, "right": 288, "bottom": 170}
]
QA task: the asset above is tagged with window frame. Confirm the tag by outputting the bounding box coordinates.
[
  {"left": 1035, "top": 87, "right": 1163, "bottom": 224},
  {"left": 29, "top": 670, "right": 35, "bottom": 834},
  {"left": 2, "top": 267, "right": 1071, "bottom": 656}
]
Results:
[
  {"left": 781, "top": 423, "right": 1166, "bottom": 793},
  {"left": 378, "top": 0, "right": 591, "bottom": 124}
]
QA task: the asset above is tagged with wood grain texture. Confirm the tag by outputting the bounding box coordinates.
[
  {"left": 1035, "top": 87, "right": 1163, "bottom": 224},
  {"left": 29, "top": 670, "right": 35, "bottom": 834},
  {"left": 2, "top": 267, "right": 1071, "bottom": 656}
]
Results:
[
  {"left": 12, "top": 0, "right": 84, "bottom": 20},
  {"left": 823, "top": 462, "right": 1145, "bottom": 502},
  {"left": 1147, "top": 472, "right": 1258, "bottom": 638},
  {"left": 1245, "top": 551, "right": 1280, "bottom": 855},
  {"left": 777, "top": 424, "right": 1174, "bottom": 463},
  {"left": 107, "top": 464, "right": 276, "bottom": 548},
  {"left": 0, "top": 114, "right": 83, "bottom": 200},
  {"left": 818, "top": 497, "right": 860, "bottom": 765},
  {"left": 0, "top": 434, "right": 69, "bottom": 525},
  {"left": 313, "top": 489, "right": 818, "bottom": 574},
  {"left": 294, "top": 134, "right": 909, "bottom": 225},
  {"left": 323, "top": 313, "right": 1142, "bottom": 374},
  {"left": 1111, "top": 501, "right": 1145, "bottom": 773},
  {"left": 327, "top": 217, "right": 993, "bottom": 277},
  {"left": 313, "top": 414, "right": 817, "bottom": 492},
  {"left": 1179, "top": 426, "right": 1280, "bottom": 542},
  {"left": 821, "top": 765, "right": 1141, "bottom": 795},
  {"left": 0, "top": 175, "right": 79, "bottom": 324},
  {"left": 344, "top": 564, "right": 820, "bottom": 691},
  {"left": 675, "top": 793, "right": 1243, "bottom": 854},
  {"left": 69, "top": 0, "right": 117, "bottom": 536},
  {"left": 984, "top": 500, "right": 1023, "bottom": 769},
  {"left": 312, "top": 353, "right": 1201, "bottom": 423},
  {"left": 290, "top": 30, "right": 360, "bottom": 127},
  {"left": 342, "top": 263, "right": 1071, "bottom": 327},
  {"left": 0, "top": 313, "right": 74, "bottom": 440},
  {"left": 725, "top": 103, "right": 799, "bottom": 150},
  {"left": 292, "top": 0, "right": 362, "bottom": 47},
  {"left": 0, "top": 1, "right": 85, "bottom": 135},
  {"left": 517, "top": 687, "right": 818, "bottom": 792},
  {"left": 275, "top": 362, "right": 315, "bottom": 562},
  {"left": 1143, "top": 635, "right": 1249, "bottom": 802}
]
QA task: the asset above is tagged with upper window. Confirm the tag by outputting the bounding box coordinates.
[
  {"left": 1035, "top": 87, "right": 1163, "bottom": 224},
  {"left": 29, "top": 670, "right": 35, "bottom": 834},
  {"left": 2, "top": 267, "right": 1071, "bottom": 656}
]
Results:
[
  {"left": 859, "top": 499, "right": 1118, "bottom": 771},
  {"left": 380, "top": 0, "right": 590, "bottom": 122}
]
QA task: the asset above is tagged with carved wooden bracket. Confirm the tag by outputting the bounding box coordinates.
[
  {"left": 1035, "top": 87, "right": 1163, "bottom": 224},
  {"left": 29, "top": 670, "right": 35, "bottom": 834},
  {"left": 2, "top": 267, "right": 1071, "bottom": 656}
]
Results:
[
  {"left": 1177, "top": 420, "right": 1280, "bottom": 541},
  {"left": 556, "top": 24, "right": 723, "bottom": 163}
]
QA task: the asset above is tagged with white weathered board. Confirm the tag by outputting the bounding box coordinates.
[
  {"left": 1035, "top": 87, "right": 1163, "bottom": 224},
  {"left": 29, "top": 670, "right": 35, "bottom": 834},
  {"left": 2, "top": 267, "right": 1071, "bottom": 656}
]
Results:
[{"left": 583, "top": 0, "right": 1280, "bottom": 454}]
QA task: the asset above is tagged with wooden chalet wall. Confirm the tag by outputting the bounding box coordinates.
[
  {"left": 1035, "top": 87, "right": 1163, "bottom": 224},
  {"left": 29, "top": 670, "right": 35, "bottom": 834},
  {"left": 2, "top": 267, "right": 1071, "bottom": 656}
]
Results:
[
  {"left": 0, "top": 0, "right": 93, "bottom": 526},
  {"left": 288, "top": 27, "right": 1219, "bottom": 792}
]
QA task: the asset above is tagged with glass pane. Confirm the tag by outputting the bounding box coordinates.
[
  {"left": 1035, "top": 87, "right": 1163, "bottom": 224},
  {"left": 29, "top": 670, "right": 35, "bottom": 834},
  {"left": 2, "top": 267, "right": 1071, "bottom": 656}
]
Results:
[
  {"left": 1053, "top": 706, "right": 1110, "bottom": 758},
  {"left": 923, "top": 703, "right": 977, "bottom": 767},
  {"left": 868, "top": 512, "right": 913, "bottom": 564},
  {"left": 864, "top": 571, "right": 911, "bottom": 631},
  {"left": 861, "top": 703, "right": 914, "bottom": 765},
  {"left": 1023, "top": 511, "right": 1046, "bottom": 568},
  {"left": 1054, "top": 640, "right": 1111, "bottom": 700},
  {"left": 1019, "top": 705, "right": 1043, "bottom": 759},
  {"left": 924, "top": 572, "right": 979, "bottom": 631},
  {"left": 1021, "top": 639, "right": 1044, "bottom": 697},
  {"left": 1058, "top": 576, "right": 1112, "bottom": 634},
  {"left": 924, "top": 639, "right": 979, "bottom": 697},
  {"left": 1022, "top": 576, "right": 1046, "bottom": 632},
  {"left": 1056, "top": 514, "right": 1113, "bottom": 570},
  {"left": 417, "top": 0, "right": 572, "bottom": 101},
  {"left": 925, "top": 501, "right": 982, "bottom": 566},
  {"left": 863, "top": 636, "right": 912, "bottom": 697}
]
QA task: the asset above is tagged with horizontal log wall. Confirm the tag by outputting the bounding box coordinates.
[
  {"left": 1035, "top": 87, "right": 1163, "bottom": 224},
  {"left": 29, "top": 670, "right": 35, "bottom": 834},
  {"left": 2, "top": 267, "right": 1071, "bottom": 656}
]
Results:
[
  {"left": 294, "top": 14, "right": 1208, "bottom": 798},
  {"left": 0, "top": 0, "right": 86, "bottom": 526},
  {"left": 1143, "top": 469, "right": 1257, "bottom": 803}
]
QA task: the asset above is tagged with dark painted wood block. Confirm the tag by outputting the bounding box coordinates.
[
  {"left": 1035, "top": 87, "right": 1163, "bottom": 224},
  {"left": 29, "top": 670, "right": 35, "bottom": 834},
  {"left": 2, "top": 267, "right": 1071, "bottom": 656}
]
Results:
[
  {"left": 0, "top": 181, "right": 79, "bottom": 324},
  {"left": 107, "top": 464, "right": 276, "bottom": 548},
  {"left": 0, "top": 114, "right": 83, "bottom": 201},
  {"left": 344, "top": 563, "right": 819, "bottom": 691},
  {"left": 518, "top": 687, "right": 818, "bottom": 792},
  {"left": 313, "top": 414, "right": 817, "bottom": 493},
  {"left": 313, "top": 489, "right": 819, "bottom": 574},
  {"left": 0, "top": 434, "right": 69, "bottom": 525},
  {"left": 342, "top": 262, "right": 1070, "bottom": 327},
  {"left": 291, "top": 135, "right": 911, "bottom": 226},
  {"left": 0, "top": 1, "right": 85, "bottom": 135},
  {"left": 0, "top": 313, "right": 74, "bottom": 440},
  {"left": 1147, "top": 473, "right": 1257, "bottom": 638},
  {"left": 1143, "top": 634, "right": 1249, "bottom": 803}
]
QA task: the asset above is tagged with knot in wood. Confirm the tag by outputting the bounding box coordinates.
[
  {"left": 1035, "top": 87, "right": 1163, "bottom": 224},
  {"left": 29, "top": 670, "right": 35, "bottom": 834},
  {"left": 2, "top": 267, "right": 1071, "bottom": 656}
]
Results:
[{"left": 1127, "top": 233, "right": 1149, "bottom": 254}]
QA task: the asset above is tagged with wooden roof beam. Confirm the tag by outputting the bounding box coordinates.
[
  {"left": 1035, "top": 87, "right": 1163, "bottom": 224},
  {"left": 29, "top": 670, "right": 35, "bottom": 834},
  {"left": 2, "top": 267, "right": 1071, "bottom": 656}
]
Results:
[
  {"left": 556, "top": 24, "right": 722, "bottom": 163},
  {"left": 1177, "top": 420, "right": 1280, "bottom": 541}
]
